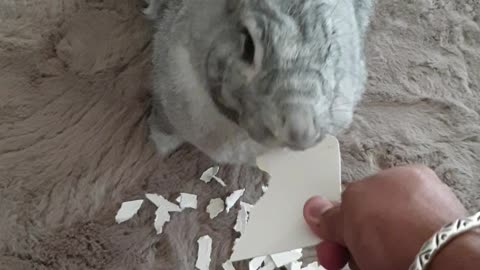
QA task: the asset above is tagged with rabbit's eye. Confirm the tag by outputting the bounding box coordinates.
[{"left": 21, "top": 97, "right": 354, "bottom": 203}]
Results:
[{"left": 241, "top": 28, "right": 255, "bottom": 64}]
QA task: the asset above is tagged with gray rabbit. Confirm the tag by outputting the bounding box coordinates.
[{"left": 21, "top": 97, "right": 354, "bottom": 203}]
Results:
[{"left": 145, "top": 0, "right": 373, "bottom": 164}]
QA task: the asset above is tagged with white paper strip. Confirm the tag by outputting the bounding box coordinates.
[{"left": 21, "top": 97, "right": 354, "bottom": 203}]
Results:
[
  {"left": 287, "top": 261, "right": 302, "bottom": 270},
  {"left": 248, "top": 256, "right": 266, "bottom": 270},
  {"left": 200, "top": 166, "right": 227, "bottom": 187},
  {"left": 225, "top": 189, "right": 245, "bottom": 213},
  {"left": 145, "top": 194, "right": 181, "bottom": 212},
  {"left": 222, "top": 261, "right": 236, "bottom": 270},
  {"left": 176, "top": 193, "right": 198, "bottom": 209},
  {"left": 301, "top": 262, "right": 326, "bottom": 270},
  {"left": 200, "top": 166, "right": 220, "bottom": 183},
  {"left": 213, "top": 175, "right": 227, "bottom": 187},
  {"left": 154, "top": 207, "right": 171, "bottom": 234},
  {"left": 234, "top": 202, "right": 254, "bottom": 235},
  {"left": 195, "top": 235, "right": 213, "bottom": 270},
  {"left": 258, "top": 256, "right": 276, "bottom": 270},
  {"left": 270, "top": 249, "right": 303, "bottom": 267},
  {"left": 115, "top": 200, "right": 144, "bottom": 224},
  {"left": 207, "top": 198, "right": 225, "bottom": 219}
]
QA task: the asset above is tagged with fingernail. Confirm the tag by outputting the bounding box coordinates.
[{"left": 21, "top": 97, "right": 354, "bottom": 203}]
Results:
[{"left": 306, "top": 196, "right": 332, "bottom": 225}]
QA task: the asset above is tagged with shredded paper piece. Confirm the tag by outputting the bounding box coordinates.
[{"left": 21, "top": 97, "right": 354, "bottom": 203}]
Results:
[
  {"left": 222, "top": 261, "right": 236, "bottom": 270},
  {"left": 200, "top": 166, "right": 227, "bottom": 187},
  {"left": 207, "top": 198, "right": 225, "bottom": 219},
  {"left": 200, "top": 166, "right": 220, "bottom": 183},
  {"left": 247, "top": 250, "right": 304, "bottom": 270},
  {"left": 226, "top": 189, "right": 245, "bottom": 213},
  {"left": 286, "top": 261, "right": 302, "bottom": 270},
  {"left": 234, "top": 202, "right": 254, "bottom": 235},
  {"left": 154, "top": 207, "right": 171, "bottom": 234},
  {"left": 145, "top": 194, "right": 183, "bottom": 234},
  {"left": 176, "top": 193, "right": 198, "bottom": 209},
  {"left": 115, "top": 200, "right": 144, "bottom": 224},
  {"left": 196, "top": 235, "right": 213, "bottom": 270},
  {"left": 258, "top": 256, "right": 276, "bottom": 270},
  {"left": 301, "top": 262, "right": 326, "bottom": 270},
  {"left": 145, "top": 193, "right": 181, "bottom": 212},
  {"left": 213, "top": 175, "right": 227, "bottom": 187},
  {"left": 270, "top": 249, "right": 303, "bottom": 267},
  {"left": 249, "top": 256, "right": 266, "bottom": 270}
]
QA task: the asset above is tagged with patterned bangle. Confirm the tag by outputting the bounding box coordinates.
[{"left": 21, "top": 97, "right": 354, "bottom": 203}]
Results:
[{"left": 409, "top": 211, "right": 480, "bottom": 270}]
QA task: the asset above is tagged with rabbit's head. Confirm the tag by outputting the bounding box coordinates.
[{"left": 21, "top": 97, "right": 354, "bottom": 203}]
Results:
[{"left": 206, "top": 0, "right": 372, "bottom": 150}]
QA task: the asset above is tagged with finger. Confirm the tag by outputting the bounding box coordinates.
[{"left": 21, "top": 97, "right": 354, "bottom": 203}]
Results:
[
  {"left": 315, "top": 241, "right": 350, "bottom": 270},
  {"left": 341, "top": 181, "right": 353, "bottom": 191},
  {"left": 303, "top": 196, "right": 345, "bottom": 244},
  {"left": 349, "top": 261, "right": 361, "bottom": 270}
]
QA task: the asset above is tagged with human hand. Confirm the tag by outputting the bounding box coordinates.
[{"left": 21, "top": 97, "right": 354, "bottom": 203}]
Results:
[{"left": 303, "top": 166, "right": 468, "bottom": 270}]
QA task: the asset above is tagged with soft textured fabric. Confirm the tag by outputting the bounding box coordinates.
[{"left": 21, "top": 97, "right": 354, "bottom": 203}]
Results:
[{"left": 0, "top": 0, "right": 479, "bottom": 269}]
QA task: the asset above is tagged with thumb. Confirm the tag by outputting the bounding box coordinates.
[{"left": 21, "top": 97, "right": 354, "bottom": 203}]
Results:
[{"left": 303, "top": 196, "right": 345, "bottom": 245}]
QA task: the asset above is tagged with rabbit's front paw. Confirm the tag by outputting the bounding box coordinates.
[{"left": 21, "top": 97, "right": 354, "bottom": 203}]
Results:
[
  {"left": 149, "top": 130, "right": 183, "bottom": 158},
  {"left": 141, "top": 0, "right": 161, "bottom": 19}
]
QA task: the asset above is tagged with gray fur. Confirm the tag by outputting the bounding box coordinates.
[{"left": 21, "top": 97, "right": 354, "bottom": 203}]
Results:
[{"left": 146, "top": 0, "right": 374, "bottom": 163}]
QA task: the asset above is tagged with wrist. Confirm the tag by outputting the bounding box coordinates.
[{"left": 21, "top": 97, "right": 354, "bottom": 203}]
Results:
[
  {"left": 429, "top": 228, "right": 480, "bottom": 270},
  {"left": 409, "top": 211, "right": 480, "bottom": 270}
]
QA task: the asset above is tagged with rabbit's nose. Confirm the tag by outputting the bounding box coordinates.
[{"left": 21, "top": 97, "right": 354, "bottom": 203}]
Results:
[{"left": 279, "top": 109, "right": 320, "bottom": 150}]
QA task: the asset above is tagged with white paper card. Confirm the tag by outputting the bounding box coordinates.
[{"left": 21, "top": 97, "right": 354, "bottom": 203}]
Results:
[
  {"left": 145, "top": 194, "right": 181, "bottom": 212},
  {"left": 230, "top": 135, "right": 341, "bottom": 261}
]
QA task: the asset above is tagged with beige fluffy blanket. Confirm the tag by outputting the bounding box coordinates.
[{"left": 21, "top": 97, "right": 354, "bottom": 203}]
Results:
[{"left": 0, "top": 0, "right": 479, "bottom": 269}]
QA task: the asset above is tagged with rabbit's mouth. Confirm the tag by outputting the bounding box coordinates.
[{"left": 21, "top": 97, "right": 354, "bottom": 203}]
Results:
[{"left": 209, "top": 85, "right": 240, "bottom": 125}]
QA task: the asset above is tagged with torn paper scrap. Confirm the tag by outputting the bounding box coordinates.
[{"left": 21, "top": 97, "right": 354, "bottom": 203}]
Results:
[
  {"left": 222, "top": 261, "right": 236, "bottom": 270},
  {"left": 258, "top": 256, "right": 276, "bottom": 270},
  {"left": 226, "top": 189, "right": 245, "bottom": 213},
  {"left": 270, "top": 249, "right": 303, "bottom": 268},
  {"left": 213, "top": 175, "right": 227, "bottom": 187},
  {"left": 196, "top": 235, "right": 213, "bottom": 270},
  {"left": 248, "top": 256, "right": 266, "bottom": 270},
  {"left": 200, "top": 166, "right": 220, "bottom": 183},
  {"left": 176, "top": 193, "right": 198, "bottom": 209},
  {"left": 115, "top": 199, "right": 144, "bottom": 224},
  {"left": 301, "top": 262, "right": 326, "bottom": 270},
  {"left": 145, "top": 193, "right": 181, "bottom": 212},
  {"left": 234, "top": 202, "right": 254, "bottom": 235},
  {"left": 286, "top": 261, "right": 302, "bottom": 270},
  {"left": 154, "top": 207, "right": 171, "bottom": 234},
  {"left": 200, "top": 166, "right": 227, "bottom": 187},
  {"left": 258, "top": 263, "right": 275, "bottom": 270},
  {"left": 240, "top": 202, "right": 254, "bottom": 212},
  {"left": 207, "top": 198, "right": 225, "bottom": 219}
]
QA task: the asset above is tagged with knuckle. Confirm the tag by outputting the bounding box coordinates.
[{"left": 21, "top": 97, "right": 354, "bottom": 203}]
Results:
[
  {"left": 402, "top": 165, "right": 438, "bottom": 182},
  {"left": 341, "top": 180, "right": 362, "bottom": 204}
]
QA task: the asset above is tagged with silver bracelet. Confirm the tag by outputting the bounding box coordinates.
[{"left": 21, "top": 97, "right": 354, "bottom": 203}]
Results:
[{"left": 409, "top": 211, "right": 480, "bottom": 270}]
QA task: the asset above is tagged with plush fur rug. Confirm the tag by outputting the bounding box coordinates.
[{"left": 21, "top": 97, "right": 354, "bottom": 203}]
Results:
[{"left": 0, "top": 0, "right": 479, "bottom": 269}]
